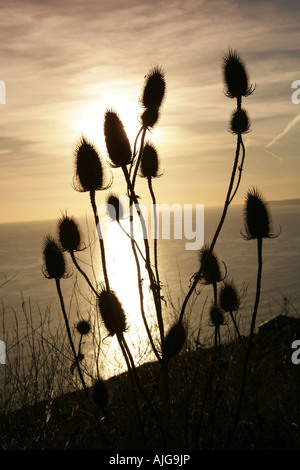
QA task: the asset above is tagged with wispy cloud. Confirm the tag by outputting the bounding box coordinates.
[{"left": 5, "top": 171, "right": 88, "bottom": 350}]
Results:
[{"left": 265, "top": 114, "right": 300, "bottom": 149}]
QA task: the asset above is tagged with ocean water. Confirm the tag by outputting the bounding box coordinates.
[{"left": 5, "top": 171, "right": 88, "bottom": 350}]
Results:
[{"left": 0, "top": 203, "right": 299, "bottom": 382}]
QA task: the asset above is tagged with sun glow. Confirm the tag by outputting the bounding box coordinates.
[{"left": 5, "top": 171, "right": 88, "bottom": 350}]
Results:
[{"left": 71, "top": 99, "right": 143, "bottom": 155}]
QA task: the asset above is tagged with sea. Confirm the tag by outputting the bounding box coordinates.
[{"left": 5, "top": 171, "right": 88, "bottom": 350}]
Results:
[{"left": 0, "top": 203, "right": 299, "bottom": 391}]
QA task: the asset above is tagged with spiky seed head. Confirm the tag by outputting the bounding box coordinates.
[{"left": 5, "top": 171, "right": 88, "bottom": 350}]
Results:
[
  {"left": 219, "top": 280, "right": 240, "bottom": 312},
  {"left": 104, "top": 109, "right": 132, "bottom": 168},
  {"left": 140, "top": 106, "right": 160, "bottom": 129},
  {"left": 76, "top": 320, "right": 91, "bottom": 336},
  {"left": 222, "top": 49, "right": 255, "bottom": 99},
  {"left": 209, "top": 305, "right": 225, "bottom": 327},
  {"left": 141, "top": 65, "right": 166, "bottom": 109},
  {"left": 97, "top": 289, "right": 128, "bottom": 337},
  {"left": 106, "top": 193, "right": 124, "bottom": 222},
  {"left": 74, "top": 136, "right": 106, "bottom": 192},
  {"left": 57, "top": 214, "right": 82, "bottom": 252},
  {"left": 93, "top": 378, "right": 109, "bottom": 408},
  {"left": 229, "top": 107, "right": 251, "bottom": 134},
  {"left": 243, "top": 187, "right": 272, "bottom": 240},
  {"left": 140, "top": 142, "right": 160, "bottom": 178},
  {"left": 199, "top": 244, "right": 222, "bottom": 284},
  {"left": 43, "top": 235, "right": 66, "bottom": 280},
  {"left": 164, "top": 322, "right": 186, "bottom": 359}
]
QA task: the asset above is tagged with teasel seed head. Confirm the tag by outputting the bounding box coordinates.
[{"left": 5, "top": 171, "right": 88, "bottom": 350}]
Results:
[
  {"left": 93, "top": 378, "right": 109, "bottom": 408},
  {"left": 42, "top": 234, "right": 66, "bottom": 280},
  {"left": 164, "top": 321, "right": 186, "bottom": 359},
  {"left": 222, "top": 49, "right": 255, "bottom": 99},
  {"left": 106, "top": 193, "right": 124, "bottom": 222},
  {"left": 140, "top": 106, "right": 160, "bottom": 129},
  {"left": 209, "top": 305, "right": 225, "bottom": 327},
  {"left": 219, "top": 280, "right": 240, "bottom": 312},
  {"left": 199, "top": 244, "right": 223, "bottom": 285},
  {"left": 76, "top": 319, "right": 91, "bottom": 336},
  {"left": 104, "top": 109, "right": 132, "bottom": 168},
  {"left": 97, "top": 288, "right": 128, "bottom": 337},
  {"left": 140, "top": 142, "right": 162, "bottom": 178},
  {"left": 57, "top": 213, "right": 83, "bottom": 252},
  {"left": 73, "top": 136, "right": 110, "bottom": 192},
  {"left": 141, "top": 65, "right": 166, "bottom": 109},
  {"left": 242, "top": 187, "right": 274, "bottom": 240},
  {"left": 229, "top": 107, "right": 251, "bottom": 134}
]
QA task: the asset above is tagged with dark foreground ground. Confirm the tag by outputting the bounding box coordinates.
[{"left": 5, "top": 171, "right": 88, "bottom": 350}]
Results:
[{"left": 1, "top": 315, "right": 300, "bottom": 451}]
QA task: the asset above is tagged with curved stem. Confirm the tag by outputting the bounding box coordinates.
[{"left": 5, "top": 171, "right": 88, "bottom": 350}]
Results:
[
  {"left": 179, "top": 99, "right": 243, "bottom": 327},
  {"left": 148, "top": 176, "right": 160, "bottom": 293},
  {"left": 89, "top": 189, "right": 110, "bottom": 291},
  {"left": 70, "top": 250, "right": 98, "bottom": 297}
]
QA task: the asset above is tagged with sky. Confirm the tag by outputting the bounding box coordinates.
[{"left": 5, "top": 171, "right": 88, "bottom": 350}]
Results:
[{"left": 1, "top": 0, "right": 300, "bottom": 223}]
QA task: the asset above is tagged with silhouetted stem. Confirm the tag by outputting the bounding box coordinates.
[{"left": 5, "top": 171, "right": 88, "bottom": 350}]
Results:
[
  {"left": 55, "top": 278, "right": 88, "bottom": 396},
  {"left": 227, "top": 237, "right": 263, "bottom": 449},
  {"left": 132, "top": 126, "right": 147, "bottom": 192},
  {"left": 121, "top": 333, "right": 162, "bottom": 428},
  {"left": 122, "top": 165, "right": 164, "bottom": 347},
  {"left": 70, "top": 250, "right": 98, "bottom": 297},
  {"left": 148, "top": 176, "right": 160, "bottom": 295},
  {"left": 179, "top": 98, "right": 243, "bottom": 326},
  {"left": 117, "top": 334, "right": 144, "bottom": 440},
  {"left": 89, "top": 189, "right": 110, "bottom": 291},
  {"left": 229, "top": 310, "right": 246, "bottom": 349}
]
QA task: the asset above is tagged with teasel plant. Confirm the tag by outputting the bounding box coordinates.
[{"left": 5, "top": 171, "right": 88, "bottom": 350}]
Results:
[
  {"left": 102, "top": 66, "right": 176, "bottom": 438},
  {"left": 227, "top": 187, "right": 279, "bottom": 448},
  {"left": 219, "top": 279, "right": 245, "bottom": 349},
  {"left": 97, "top": 287, "right": 162, "bottom": 441},
  {"left": 178, "top": 49, "right": 255, "bottom": 332},
  {"left": 57, "top": 212, "right": 98, "bottom": 297},
  {"left": 42, "top": 235, "right": 108, "bottom": 446},
  {"left": 73, "top": 135, "right": 112, "bottom": 291}
]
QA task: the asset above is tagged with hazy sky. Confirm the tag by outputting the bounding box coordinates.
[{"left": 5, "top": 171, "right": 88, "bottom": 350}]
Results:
[{"left": 1, "top": 0, "right": 300, "bottom": 223}]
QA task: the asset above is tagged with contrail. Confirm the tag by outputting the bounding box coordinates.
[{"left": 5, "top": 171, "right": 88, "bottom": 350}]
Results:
[{"left": 265, "top": 113, "right": 300, "bottom": 149}]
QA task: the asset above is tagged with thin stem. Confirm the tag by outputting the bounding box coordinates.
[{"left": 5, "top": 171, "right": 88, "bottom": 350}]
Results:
[
  {"left": 229, "top": 310, "right": 246, "bottom": 349},
  {"left": 89, "top": 189, "right": 110, "bottom": 291},
  {"left": 226, "top": 237, "right": 263, "bottom": 449},
  {"left": 148, "top": 176, "right": 160, "bottom": 293},
  {"left": 179, "top": 99, "right": 243, "bottom": 326},
  {"left": 122, "top": 164, "right": 164, "bottom": 348},
  {"left": 117, "top": 334, "right": 144, "bottom": 440},
  {"left": 55, "top": 278, "right": 88, "bottom": 396},
  {"left": 70, "top": 250, "right": 98, "bottom": 297}
]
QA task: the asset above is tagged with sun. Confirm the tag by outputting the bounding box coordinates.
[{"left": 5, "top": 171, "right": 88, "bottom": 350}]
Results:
[{"left": 73, "top": 98, "right": 142, "bottom": 154}]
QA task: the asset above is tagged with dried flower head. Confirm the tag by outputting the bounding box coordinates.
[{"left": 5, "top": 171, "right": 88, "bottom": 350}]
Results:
[
  {"left": 42, "top": 234, "right": 66, "bottom": 280},
  {"left": 229, "top": 107, "right": 251, "bottom": 134},
  {"left": 140, "top": 106, "right": 160, "bottom": 129},
  {"left": 199, "top": 244, "right": 223, "bottom": 284},
  {"left": 57, "top": 213, "right": 83, "bottom": 252},
  {"left": 141, "top": 65, "right": 166, "bottom": 109},
  {"left": 76, "top": 320, "right": 91, "bottom": 336},
  {"left": 140, "top": 142, "right": 162, "bottom": 178},
  {"left": 93, "top": 378, "right": 109, "bottom": 408},
  {"left": 209, "top": 305, "right": 225, "bottom": 327},
  {"left": 164, "top": 321, "right": 186, "bottom": 359},
  {"left": 219, "top": 280, "right": 240, "bottom": 312},
  {"left": 243, "top": 187, "right": 276, "bottom": 240},
  {"left": 73, "top": 136, "right": 109, "bottom": 192},
  {"left": 98, "top": 289, "right": 128, "bottom": 337},
  {"left": 104, "top": 109, "right": 132, "bottom": 168},
  {"left": 106, "top": 193, "right": 124, "bottom": 222},
  {"left": 222, "top": 49, "right": 255, "bottom": 99}
]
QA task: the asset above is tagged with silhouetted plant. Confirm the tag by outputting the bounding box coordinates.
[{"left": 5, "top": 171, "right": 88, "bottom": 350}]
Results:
[
  {"left": 39, "top": 48, "right": 287, "bottom": 450},
  {"left": 227, "top": 187, "right": 278, "bottom": 448}
]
